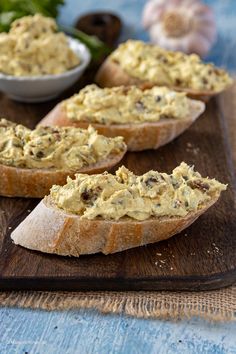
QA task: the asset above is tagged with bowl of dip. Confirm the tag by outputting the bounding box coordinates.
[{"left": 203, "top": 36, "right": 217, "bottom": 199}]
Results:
[
  {"left": 0, "top": 37, "right": 90, "bottom": 102},
  {"left": 0, "top": 14, "right": 91, "bottom": 102}
]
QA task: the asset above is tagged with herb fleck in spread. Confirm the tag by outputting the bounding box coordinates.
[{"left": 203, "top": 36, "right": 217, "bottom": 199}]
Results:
[
  {"left": 64, "top": 84, "right": 190, "bottom": 124},
  {"left": 50, "top": 163, "right": 226, "bottom": 220},
  {"left": 110, "top": 40, "right": 232, "bottom": 92},
  {"left": 0, "top": 14, "right": 80, "bottom": 76},
  {"left": 0, "top": 119, "right": 125, "bottom": 170}
]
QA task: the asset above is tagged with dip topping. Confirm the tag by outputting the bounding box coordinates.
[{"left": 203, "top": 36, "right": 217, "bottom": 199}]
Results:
[
  {"left": 110, "top": 40, "right": 232, "bottom": 92},
  {"left": 51, "top": 162, "right": 226, "bottom": 220},
  {"left": 0, "top": 119, "right": 125, "bottom": 170},
  {"left": 64, "top": 84, "right": 190, "bottom": 124},
  {"left": 0, "top": 14, "right": 80, "bottom": 76}
]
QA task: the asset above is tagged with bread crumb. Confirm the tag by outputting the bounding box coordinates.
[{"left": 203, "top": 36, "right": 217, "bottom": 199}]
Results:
[
  {"left": 193, "top": 148, "right": 200, "bottom": 155},
  {"left": 186, "top": 142, "right": 200, "bottom": 155}
]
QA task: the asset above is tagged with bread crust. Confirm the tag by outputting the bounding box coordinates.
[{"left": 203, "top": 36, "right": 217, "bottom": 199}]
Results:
[
  {"left": 11, "top": 194, "right": 219, "bottom": 256},
  {"left": 39, "top": 99, "right": 205, "bottom": 151},
  {"left": 95, "top": 58, "right": 225, "bottom": 102},
  {"left": 0, "top": 149, "right": 126, "bottom": 198}
]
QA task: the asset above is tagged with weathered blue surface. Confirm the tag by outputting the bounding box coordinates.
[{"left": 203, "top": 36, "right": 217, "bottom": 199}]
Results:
[
  {"left": 0, "top": 308, "right": 236, "bottom": 354},
  {"left": 0, "top": 1, "right": 236, "bottom": 353}
]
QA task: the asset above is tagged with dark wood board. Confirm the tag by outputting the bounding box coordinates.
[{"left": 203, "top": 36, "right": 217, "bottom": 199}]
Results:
[{"left": 0, "top": 73, "right": 235, "bottom": 291}]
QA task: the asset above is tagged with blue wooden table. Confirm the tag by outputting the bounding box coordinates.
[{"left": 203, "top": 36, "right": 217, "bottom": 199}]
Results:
[{"left": 0, "top": 1, "right": 236, "bottom": 353}]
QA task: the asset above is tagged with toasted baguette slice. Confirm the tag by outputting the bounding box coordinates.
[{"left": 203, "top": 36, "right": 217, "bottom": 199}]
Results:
[
  {"left": 39, "top": 99, "right": 205, "bottom": 152},
  {"left": 95, "top": 59, "right": 225, "bottom": 102},
  {"left": 11, "top": 194, "right": 219, "bottom": 256},
  {"left": 0, "top": 151, "right": 126, "bottom": 198}
]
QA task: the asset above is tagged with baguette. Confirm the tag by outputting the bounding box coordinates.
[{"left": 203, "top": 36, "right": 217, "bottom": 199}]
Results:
[
  {"left": 39, "top": 99, "right": 205, "bottom": 152},
  {"left": 10, "top": 193, "right": 219, "bottom": 256},
  {"left": 0, "top": 151, "right": 126, "bottom": 198},
  {"left": 0, "top": 119, "right": 126, "bottom": 198},
  {"left": 95, "top": 40, "right": 232, "bottom": 102},
  {"left": 11, "top": 163, "right": 226, "bottom": 256},
  {"left": 95, "top": 58, "right": 216, "bottom": 102}
]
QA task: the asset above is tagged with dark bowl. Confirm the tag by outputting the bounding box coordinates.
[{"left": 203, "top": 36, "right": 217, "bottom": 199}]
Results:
[{"left": 75, "top": 12, "right": 122, "bottom": 47}]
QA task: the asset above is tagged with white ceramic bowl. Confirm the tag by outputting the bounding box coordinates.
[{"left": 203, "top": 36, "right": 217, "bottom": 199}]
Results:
[{"left": 0, "top": 37, "right": 91, "bottom": 103}]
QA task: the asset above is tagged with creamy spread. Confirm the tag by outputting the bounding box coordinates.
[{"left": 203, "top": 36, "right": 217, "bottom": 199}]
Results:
[
  {"left": 0, "top": 119, "right": 125, "bottom": 170},
  {"left": 110, "top": 40, "right": 232, "bottom": 92},
  {"left": 51, "top": 163, "right": 226, "bottom": 220},
  {"left": 64, "top": 84, "right": 190, "bottom": 124},
  {"left": 0, "top": 14, "right": 80, "bottom": 76}
]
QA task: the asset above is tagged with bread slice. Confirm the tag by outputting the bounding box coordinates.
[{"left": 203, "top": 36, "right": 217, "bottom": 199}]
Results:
[
  {"left": 38, "top": 99, "right": 205, "bottom": 152},
  {"left": 95, "top": 58, "right": 224, "bottom": 102},
  {"left": 0, "top": 151, "right": 126, "bottom": 198},
  {"left": 11, "top": 194, "right": 219, "bottom": 256}
]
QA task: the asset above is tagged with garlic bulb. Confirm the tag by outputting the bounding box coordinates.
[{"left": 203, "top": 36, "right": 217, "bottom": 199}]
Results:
[{"left": 142, "top": 0, "right": 217, "bottom": 57}]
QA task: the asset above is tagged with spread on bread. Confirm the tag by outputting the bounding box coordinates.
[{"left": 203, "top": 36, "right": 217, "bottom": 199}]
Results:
[
  {"left": 0, "top": 14, "right": 80, "bottom": 76},
  {"left": 0, "top": 119, "right": 125, "bottom": 170},
  {"left": 110, "top": 40, "right": 232, "bottom": 92},
  {"left": 64, "top": 84, "right": 190, "bottom": 124},
  {"left": 50, "top": 162, "right": 226, "bottom": 221}
]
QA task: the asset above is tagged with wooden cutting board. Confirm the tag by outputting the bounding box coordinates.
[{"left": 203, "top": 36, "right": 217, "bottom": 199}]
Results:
[{"left": 0, "top": 74, "right": 235, "bottom": 291}]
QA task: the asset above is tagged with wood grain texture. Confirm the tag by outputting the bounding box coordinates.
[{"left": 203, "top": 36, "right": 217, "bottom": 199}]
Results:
[
  {"left": 0, "top": 80, "right": 235, "bottom": 291},
  {"left": 218, "top": 84, "right": 236, "bottom": 167}
]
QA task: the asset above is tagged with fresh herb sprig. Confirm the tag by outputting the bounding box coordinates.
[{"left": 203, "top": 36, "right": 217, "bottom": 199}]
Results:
[{"left": 60, "top": 25, "right": 111, "bottom": 61}]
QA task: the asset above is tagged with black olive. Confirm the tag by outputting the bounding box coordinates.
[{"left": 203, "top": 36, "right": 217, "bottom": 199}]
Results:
[
  {"left": 81, "top": 186, "right": 102, "bottom": 203},
  {"left": 36, "top": 151, "right": 44, "bottom": 158},
  {"left": 81, "top": 191, "right": 90, "bottom": 201},
  {"left": 175, "top": 78, "right": 182, "bottom": 86},
  {"left": 188, "top": 180, "right": 210, "bottom": 192},
  {"left": 145, "top": 177, "right": 158, "bottom": 187}
]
